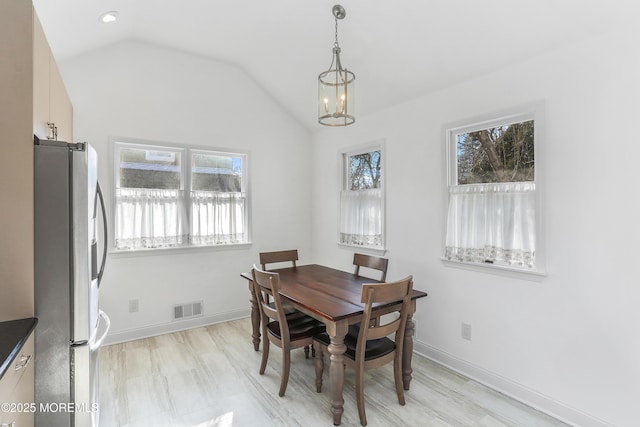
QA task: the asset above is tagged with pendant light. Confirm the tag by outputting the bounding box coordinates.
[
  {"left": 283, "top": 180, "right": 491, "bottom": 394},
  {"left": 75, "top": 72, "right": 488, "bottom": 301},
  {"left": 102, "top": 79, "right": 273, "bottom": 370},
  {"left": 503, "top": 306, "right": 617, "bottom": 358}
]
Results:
[{"left": 318, "top": 5, "right": 355, "bottom": 126}]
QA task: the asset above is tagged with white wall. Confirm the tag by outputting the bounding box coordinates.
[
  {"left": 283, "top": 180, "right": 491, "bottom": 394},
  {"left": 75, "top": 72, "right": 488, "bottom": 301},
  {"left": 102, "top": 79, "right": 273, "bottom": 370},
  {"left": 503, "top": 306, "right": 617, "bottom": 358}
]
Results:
[
  {"left": 60, "top": 41, "right": 312, "bottom": 342},
  {"left": 310, "top": 24, "right": 639, "bottom": 427}
]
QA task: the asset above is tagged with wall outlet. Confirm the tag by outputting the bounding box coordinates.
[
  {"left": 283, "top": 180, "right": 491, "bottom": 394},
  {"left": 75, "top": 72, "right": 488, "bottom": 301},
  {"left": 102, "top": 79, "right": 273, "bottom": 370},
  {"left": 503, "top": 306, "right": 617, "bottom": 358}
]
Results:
[
  {"left": 461, "top": 322, "right": 472, "bottom": 341},
  {"left": 129, "top": 299, "right": 139, "bottom": 313}
]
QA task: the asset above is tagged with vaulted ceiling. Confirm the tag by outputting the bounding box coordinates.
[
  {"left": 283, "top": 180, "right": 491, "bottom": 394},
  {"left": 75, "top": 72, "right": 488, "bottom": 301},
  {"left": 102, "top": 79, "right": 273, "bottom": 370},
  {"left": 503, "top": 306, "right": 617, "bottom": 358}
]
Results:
[{"left": 32, "top": 0, "right": 633, "bottom": 132}]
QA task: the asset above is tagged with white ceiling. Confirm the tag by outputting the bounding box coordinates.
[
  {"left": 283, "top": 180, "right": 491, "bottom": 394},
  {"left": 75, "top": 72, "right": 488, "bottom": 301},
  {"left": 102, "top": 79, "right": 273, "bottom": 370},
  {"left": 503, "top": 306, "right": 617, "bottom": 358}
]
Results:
[{"left": 32, "top": 0, "right": 634, "bottom": 132}]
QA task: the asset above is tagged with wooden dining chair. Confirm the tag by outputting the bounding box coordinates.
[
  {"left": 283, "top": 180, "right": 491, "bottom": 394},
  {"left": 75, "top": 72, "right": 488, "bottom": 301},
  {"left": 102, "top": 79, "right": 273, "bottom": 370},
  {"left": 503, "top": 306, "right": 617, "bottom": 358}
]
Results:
[
  {"left": 313, "top": 276, "right": 413, "bottom": 426},
  {"left": 259, "top": 249, "right": 299, "bottom": 270},
  {"left": 251, "top": 265, "right": 325, "bottom": 397},
  {"left": 258, "top": 249, "right": 315, "bottom": 357},
  {"left": 353, "top": 253, "right": 389, "bottom": 282}
]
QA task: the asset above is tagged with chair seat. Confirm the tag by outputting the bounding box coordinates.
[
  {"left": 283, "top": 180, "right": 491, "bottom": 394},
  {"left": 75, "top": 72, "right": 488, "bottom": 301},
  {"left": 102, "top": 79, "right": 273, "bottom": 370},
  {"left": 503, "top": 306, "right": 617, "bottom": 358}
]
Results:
[
  {"left": 267, "top": 315, "right": 325, "bottom": 341},
  {"left": 314, "top": 325, "right": 395, "bottom": 361}
]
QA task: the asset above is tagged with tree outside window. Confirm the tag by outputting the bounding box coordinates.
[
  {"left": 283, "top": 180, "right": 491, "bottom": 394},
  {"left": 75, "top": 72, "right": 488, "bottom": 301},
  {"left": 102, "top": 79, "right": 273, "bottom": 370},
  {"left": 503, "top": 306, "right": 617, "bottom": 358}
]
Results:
[
  {"left": 456, "top": 120, "right": 534, "bottom": 184},
  {"left": 340, "top": 144, "right": 385, "bottom": 249},
  {"left": 348, "top": 151, "right": 381, "bottom": 190}
]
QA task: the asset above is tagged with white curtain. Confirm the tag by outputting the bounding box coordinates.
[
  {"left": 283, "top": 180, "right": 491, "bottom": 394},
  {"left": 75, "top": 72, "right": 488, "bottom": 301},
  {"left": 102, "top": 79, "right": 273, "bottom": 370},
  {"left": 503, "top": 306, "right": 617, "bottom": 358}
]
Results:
[
  {"left": 339, "top": 188, "right": 382, "bottom": 247},
  {"left": 191, "top": 191, "right": 246, "bottom": 245},
  {"left": 445, "top": 182, "right": 536, "bottom": 268},
  {"left": 115, "top": 188, "right": 187, "bottom": 250}
]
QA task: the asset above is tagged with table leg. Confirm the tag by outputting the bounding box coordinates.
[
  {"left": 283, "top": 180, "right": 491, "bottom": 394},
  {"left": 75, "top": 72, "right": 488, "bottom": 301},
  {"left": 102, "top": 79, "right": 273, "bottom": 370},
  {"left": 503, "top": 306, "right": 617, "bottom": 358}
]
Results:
[
  {"left": 402, "top": 312, "right": 415, "bottom": 390},
  {"left": 247, "top": 280, "right": 261, "bottom": 351},
  {"left": 328, "top": 321, "right": 348, "bottom": 426}
]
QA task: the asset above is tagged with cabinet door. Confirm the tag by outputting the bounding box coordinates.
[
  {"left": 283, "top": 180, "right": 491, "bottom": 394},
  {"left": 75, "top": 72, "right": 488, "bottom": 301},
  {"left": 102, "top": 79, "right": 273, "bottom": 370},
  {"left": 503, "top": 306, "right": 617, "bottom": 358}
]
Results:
[
  {"left": 33, "top": 11, "right": 50, "bottom": 141},
  {"left": 50, "top": 58, "right": 73, "bottom": 142},
  {"left": 32, "top": 10, "right": 73, "bottom": 143},
  {"left": 0, "top": 334, "right": 35, "bottom": 427}
]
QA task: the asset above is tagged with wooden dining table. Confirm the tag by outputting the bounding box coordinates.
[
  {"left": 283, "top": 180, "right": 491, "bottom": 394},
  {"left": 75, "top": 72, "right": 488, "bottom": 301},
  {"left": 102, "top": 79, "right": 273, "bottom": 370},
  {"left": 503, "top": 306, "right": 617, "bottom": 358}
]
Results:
[{"left": 240, "top": 264, "right": 428, "bottom": 425}]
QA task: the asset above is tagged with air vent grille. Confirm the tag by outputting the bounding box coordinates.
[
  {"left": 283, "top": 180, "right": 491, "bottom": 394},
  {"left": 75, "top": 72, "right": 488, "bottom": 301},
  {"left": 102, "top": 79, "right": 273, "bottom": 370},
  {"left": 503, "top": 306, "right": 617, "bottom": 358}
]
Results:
[{"left": 173, "top": 301, "right": 204, "bottom": 321}]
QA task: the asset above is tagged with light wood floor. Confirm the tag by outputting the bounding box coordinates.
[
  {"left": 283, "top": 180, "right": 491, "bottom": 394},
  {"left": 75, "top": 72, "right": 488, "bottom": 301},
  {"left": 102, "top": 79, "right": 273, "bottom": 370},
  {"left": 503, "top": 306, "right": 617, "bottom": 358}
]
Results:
[{"left": 99, "top": 318, "right": 568, "bottom": 427}]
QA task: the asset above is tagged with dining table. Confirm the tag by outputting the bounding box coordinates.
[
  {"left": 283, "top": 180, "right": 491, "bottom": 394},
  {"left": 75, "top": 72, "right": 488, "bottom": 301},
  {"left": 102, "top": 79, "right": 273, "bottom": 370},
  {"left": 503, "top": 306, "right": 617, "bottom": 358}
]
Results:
[{"left": 240, "top": 264, "right": 428, "bottom": 425}]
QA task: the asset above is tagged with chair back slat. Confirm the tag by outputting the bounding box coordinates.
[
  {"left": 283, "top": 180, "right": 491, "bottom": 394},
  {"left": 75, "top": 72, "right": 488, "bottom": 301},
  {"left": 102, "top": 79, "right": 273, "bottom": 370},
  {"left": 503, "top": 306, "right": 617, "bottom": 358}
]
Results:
[
  {"left": 260, "top": 302, "right": 279, "bottom": 321},
  {"left": 360, "top": 280, "right": 407, "bottom": 303},
  {"left": 353, "top": 253, "right": 389, "bottom": 281},
  {"left": 367, "top": 317, "right": 401, "bottom": 340},
  {"left": 259, "top": 249, "right": 299, "bottom": 270}
]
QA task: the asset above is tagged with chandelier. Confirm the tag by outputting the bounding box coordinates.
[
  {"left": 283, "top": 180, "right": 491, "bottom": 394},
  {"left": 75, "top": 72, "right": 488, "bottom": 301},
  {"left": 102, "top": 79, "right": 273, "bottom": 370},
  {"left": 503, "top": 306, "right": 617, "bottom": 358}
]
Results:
[{"left": 318, "top": 5, "right": 355, "bottom": 126}]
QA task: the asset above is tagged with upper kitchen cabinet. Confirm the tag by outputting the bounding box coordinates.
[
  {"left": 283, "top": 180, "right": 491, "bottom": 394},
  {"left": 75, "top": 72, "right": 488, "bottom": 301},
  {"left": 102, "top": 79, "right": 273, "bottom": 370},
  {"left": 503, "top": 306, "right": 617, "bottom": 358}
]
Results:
[{"left": 33, "top": 12, "right": 73, "bottom": 143}]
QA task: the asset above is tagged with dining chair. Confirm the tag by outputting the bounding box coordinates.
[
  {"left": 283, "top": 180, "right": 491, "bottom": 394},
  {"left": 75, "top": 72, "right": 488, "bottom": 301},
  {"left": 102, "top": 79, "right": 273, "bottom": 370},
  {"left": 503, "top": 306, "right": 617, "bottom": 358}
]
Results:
[
  {"left": 313, "top": 275, "right": 413, "bottom": 426},
  {"left": 353, "top": 253, "right": 389, "bottom": 281},
  {"left": 259, "top": 249, "right": 314, "bottom": 357},
  {"left": 259, "top": 249, "right": 299, "bottom": 270},
  {"left": 251, "top": 265, "right": 325, "bottom": 397}
]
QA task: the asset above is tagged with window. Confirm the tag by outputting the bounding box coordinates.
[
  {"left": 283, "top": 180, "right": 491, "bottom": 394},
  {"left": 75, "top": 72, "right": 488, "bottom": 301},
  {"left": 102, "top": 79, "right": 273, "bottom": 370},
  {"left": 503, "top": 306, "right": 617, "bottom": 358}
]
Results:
[
  {"left": 444, "top": 107, "right": 543, "bottom": 273},
  {"left": 339, "top": 143, "right": 385, "bottom": 249},
  {"left": 113, "top": 140, "right": 248, "bottom": 251}
]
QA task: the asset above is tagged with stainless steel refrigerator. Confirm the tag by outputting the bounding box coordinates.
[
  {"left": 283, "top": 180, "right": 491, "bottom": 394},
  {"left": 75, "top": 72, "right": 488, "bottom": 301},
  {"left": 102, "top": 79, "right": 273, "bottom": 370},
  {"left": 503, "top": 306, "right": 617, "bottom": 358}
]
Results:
[{"left": 34, "top": 137, "right": 111, "bottom": 427}]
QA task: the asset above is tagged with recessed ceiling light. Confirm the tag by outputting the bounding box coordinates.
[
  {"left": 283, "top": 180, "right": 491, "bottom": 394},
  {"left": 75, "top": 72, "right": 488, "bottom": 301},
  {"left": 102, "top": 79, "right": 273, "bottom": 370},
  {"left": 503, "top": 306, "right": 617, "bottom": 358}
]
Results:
[{"left": 99, "top": 11, "right": 119, "bottom": 24}]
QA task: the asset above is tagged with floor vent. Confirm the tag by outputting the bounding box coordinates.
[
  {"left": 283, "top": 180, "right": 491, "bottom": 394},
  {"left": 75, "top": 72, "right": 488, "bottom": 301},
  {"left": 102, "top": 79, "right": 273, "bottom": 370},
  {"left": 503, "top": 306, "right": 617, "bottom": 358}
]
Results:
[{"left": 173, "top": 301, "right": 204, "bottom": 320}]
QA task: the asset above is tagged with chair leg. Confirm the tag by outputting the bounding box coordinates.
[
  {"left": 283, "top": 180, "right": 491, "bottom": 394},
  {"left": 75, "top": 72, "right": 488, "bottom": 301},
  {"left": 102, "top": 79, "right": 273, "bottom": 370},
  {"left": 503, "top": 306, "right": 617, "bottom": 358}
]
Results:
[
  {"left": 279, "top": 347, "right": 291, "bottom": 397},
  {"left": 259, "top": 337, "right": 269, "bottom": 375},
  {"left": 314, "top": 343, "right": 324, "bottom": 393},
  {"left": 355, "top": 368, "right": 367, "bottom": 426},
  {"left": 393, "top": 356, "right": 406, "bottom": 406},
  {"left": 304, "top": 345, "right": 310, "bottom": 359}
]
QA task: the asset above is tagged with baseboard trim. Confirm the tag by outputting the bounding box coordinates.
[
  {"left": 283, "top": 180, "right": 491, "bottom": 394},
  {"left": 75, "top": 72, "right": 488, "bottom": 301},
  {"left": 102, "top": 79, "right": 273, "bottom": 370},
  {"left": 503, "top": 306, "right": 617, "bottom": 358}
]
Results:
[
  {"left": 413, "top": 340, "right": 613, "bottom": 427},
  {"left": 102, "top": 308, "right": 250, "bottom": 345}
]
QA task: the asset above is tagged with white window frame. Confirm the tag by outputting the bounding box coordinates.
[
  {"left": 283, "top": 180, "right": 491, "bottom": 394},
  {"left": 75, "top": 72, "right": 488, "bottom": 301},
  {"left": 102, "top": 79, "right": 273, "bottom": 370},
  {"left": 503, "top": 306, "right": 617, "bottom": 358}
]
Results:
[
  {"left": 442, "top": 103, "right": 546, "bottom": 278},
  {"left": 338, "top": 140, "right": 386, "bottom": 253},
  {"left": 111, "top": 138, "right": 250, "bottom": 253}
]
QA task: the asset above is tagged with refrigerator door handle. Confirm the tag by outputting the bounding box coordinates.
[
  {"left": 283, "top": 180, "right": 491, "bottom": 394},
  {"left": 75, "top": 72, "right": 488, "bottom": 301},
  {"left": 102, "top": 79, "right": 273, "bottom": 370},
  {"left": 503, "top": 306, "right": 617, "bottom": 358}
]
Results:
[
  {"left": 91, "top": 310, "right": 111, "bottom": 351},
  {"left": 96, "top": 181, "right": 108, "bottom": 287}
]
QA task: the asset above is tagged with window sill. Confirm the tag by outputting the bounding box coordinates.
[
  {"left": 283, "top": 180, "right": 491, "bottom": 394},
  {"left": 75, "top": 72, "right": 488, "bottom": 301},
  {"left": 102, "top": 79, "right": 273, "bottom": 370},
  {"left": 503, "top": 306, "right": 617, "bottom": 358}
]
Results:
[
  {"left": 338, "top": 242, "right": 387, "bottom": 257},
  {"left": 109, "top": 242, "right": 252, "bottom": 258},
  {"left": 440, "top": 258, "right": 546, "bottom": 281}
]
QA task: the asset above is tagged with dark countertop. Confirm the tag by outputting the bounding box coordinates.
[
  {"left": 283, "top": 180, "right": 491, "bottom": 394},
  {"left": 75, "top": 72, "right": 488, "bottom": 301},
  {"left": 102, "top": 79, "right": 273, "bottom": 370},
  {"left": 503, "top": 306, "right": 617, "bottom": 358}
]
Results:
[{"left": 0, "top": 317, "right": 38, "bottom": 381}]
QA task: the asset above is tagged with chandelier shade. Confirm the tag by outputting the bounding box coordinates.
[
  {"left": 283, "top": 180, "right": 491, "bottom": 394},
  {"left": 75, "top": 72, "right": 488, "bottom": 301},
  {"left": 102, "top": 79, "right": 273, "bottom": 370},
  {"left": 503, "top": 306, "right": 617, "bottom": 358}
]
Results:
[{"left": 318, "top": 5, "right": 355, "bottom": 126}]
